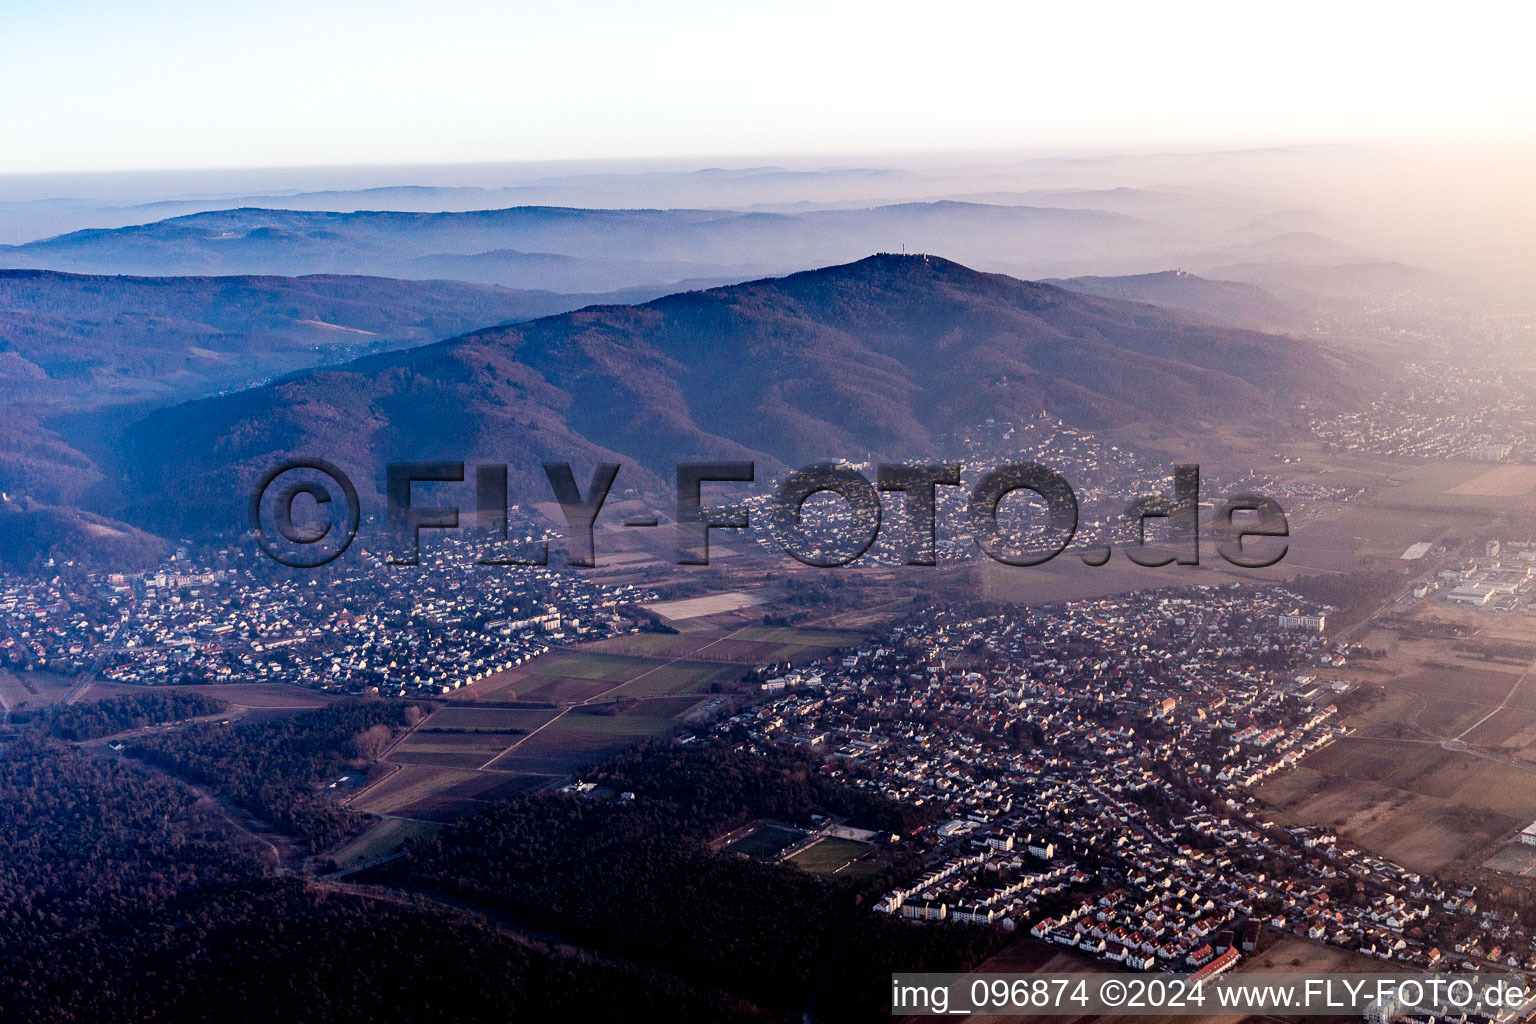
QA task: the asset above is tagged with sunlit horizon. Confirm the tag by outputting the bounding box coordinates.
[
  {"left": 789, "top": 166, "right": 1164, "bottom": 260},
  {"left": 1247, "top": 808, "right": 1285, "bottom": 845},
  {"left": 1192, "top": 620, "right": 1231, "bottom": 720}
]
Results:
[{"left": 5, "top": 0, "right": 1533, "bottom": 175}]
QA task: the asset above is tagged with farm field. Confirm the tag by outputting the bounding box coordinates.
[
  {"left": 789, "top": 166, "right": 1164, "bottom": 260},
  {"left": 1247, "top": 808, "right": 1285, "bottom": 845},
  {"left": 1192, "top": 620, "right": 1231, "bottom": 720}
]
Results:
[
  {"left": 983, "top": 550, "right": 1302, "bottom": 607},
  {"left": 1238, "top": 936, "right": 1401, "bottom": 976},
  {"left": 468, "top": 653, "right": 744, "bottom": 705},
  {"left": 587, "top": 629, "right": 849, "bottom": 667},
  {"left": 424, "top": 706, "right": 557, "bottom": 731},
  {"left": 1258, "top": 594, "right": 1536, "bottom": 873},
  {"left": 349, "top": 764, "right": 483, "bottom": 816},
  {"left": 606, "top": 661, "right": 738, "bottom": 698},
  {"left": 484, "top": 702, "right": 691, "bottom": 774},
  {"left": 1257, "top": 748, "right": 1526, "bottom": 873},
  {"left": 384, "top": 771, "right": 550, "bottom": 821},
  {"left": 324, "top": 817, "right": 440, "bottom": 871},
  {"left": 165, "top": 682, "right": 340, "bottom": 710},
  {"left": 730, "top": 625, "right": 865, "bottom": 647},
  {"left": 458, "top": 623, "right": 859, "bottom": 708},
  {"left": 0, "top": 668, "right": 76, "bottom": 712},
  {"left": 390, "top": 728, "right": 530, "bottom": 770},
  {"left": 349, "top": 762, "right": 550, "bottom": 820},
  {"left": 1357, "top": 458, "right": 1536, "bottom": 512},
  {"left": 1447, "top": 464, "right": 1536, "bottom": 497},
  {"left": 360, "top": 623, "right": 863, "bottom": 818}
]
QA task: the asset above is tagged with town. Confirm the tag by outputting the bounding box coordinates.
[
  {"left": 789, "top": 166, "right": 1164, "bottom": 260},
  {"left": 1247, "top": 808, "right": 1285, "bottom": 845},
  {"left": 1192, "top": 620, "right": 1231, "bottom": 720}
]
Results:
[
  {"left": 0, "top": 538, "right": 648, "bottom": 695},
  {"left": 709, "top": 587, "right": 1536, "bottom": 977}
]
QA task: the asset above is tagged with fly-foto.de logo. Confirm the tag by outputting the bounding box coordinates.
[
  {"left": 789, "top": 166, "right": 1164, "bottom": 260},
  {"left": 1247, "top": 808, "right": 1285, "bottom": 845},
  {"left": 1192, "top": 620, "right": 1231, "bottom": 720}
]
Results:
[{"left": 249, "top": 460, "right": 1288, "bottom": 571}]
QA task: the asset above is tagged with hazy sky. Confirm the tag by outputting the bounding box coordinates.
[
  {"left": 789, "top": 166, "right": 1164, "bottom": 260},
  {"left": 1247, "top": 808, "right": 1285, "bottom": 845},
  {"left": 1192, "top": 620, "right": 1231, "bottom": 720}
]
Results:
[{"left": 3, "top": 0, "right": 1533, "bottom": 174}]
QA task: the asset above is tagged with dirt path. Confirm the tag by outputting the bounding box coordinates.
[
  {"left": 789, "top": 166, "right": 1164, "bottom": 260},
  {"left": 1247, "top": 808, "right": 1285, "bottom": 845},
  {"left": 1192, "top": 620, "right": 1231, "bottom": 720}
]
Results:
[{"left": 1451, "top": 656, "right": 1536, "bottom": 742}]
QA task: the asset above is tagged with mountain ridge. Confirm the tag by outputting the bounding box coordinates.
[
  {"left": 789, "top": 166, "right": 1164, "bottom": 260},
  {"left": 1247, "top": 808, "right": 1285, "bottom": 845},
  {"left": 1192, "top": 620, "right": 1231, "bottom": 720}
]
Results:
[
  {"left": 118, "top": 254, "right": 1361, "bottom": 539},
  {"left": 0, "top": 269, "right": 696, "bottom": 514}
]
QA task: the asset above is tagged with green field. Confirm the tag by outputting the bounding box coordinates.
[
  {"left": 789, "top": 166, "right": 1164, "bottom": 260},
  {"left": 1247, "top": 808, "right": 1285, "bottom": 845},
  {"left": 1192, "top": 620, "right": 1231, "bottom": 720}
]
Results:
[
  {"left": 785, "top": 836, "right": 871, "bottom": 875},
  {"left": 732, "top": 626, "right": 864, "bottom": 647},
  {"left": 526, "top": 651, "right": 651, "bottom": 681},
  {"left": 608, "top": 661, "right": 739, "bottom": 698},
  {"left": 324, "top": 817, "right": 440, "bottom": 870}
]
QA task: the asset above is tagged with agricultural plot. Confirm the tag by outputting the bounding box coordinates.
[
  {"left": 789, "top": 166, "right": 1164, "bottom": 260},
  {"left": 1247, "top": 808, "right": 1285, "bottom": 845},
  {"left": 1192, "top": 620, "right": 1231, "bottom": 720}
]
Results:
[
  {"left": 0, "top": 669, "right": 77, "bottom": 711},
  {"left": 349, "top": 763, "right": 551, "bottom": 819},
  {"left": 1448, "top": 464, "right": 1536, "bottom": 497},
  {"left": 386, "top": 771, "right": 551, "bottom": 821},
  {"left": 643, "top": 592, "right": 764, "bottom": 620},
  {"left": 1465, "top": 708, "right": 1536, "bottom": 754},
  {"left": 515, "top": 675, "right": 623, "bottom": 703},
  {"left": 1258, "top": 596, "right": 1536, "bottom": 873},
  {"left": 460, "top": 625, "right": 841, "bottom": 707},
  {"left": 484, "top": 705, "right": 686, "bottom": 775},
  {"left": 390, "top": 728, "right": 528, "bottom": 770},
  {"left": 526, "top": 651, "right": 652, "bottom": 682},
  {"left": 424, "top": 707, "right": 556, "bottom": 731},
  {"left": 607, "top": 661, "right": 738, "bottom": 698},
  {"left": 1258, "top": 738, "right": 1536, "bottom": 872},
  {"left": 350, "top": 764, "right": 482, "bottom": 816},
  {"left": 731, "top": 626, "right": 864, "bottom": 647},
  {"left": 585, "top": 632, "right": 728, "bottom": 658},
  {"left": 410, "top": 623, "right": 860, "bottom": 811},
  {"left": 324, "top": 817, "right": 440, "bottom": 871}
]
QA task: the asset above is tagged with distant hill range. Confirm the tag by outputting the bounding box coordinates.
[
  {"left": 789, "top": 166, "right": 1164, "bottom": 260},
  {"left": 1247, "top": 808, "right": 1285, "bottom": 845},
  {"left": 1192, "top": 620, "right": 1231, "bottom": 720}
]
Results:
[
  {"left": 0, "top": 202, "right": 1172, "bottom": 292},
  {"left": 0, "top": 198, "right": 1435, "bottom": 315},
  {"left": 1046, "top": 270, "right": 1305, "bottom": 333},
  {"left": 120, "top": 254, "right": 1361, "bottom": 539}
]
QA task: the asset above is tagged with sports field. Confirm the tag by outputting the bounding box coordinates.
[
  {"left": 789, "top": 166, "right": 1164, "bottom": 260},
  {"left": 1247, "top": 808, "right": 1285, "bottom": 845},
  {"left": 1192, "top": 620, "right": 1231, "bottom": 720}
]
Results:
[
  {"left": 725, "top": 824, "right": 806, "bottom": 859},
  {"left": 785, "top": 836, "right": 871, "bottom": 875}
]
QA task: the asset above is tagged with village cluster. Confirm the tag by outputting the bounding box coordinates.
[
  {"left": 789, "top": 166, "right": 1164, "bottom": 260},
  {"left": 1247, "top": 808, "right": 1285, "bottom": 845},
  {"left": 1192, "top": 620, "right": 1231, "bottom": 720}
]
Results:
[
  {"left": 0, "top": 539, "right": 647, "bottom": 695},
  {"left": 1313, "top": 359, "right": 1536, "bottom": 463},
  {"left": 741, "top": 417, "right": 1350, "bottom": 566}
]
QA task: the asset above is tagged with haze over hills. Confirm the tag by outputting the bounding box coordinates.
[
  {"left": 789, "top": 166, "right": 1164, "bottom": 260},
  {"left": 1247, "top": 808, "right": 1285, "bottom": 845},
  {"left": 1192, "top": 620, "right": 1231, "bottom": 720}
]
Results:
[
  {"left": 0, "top": 202, "right": 1189, "bottom": 292},
  {"left": 0, "top": 270, "right": 682, "bottom": 515},
  {"left": 120, "top": 254, "right": 1361, "bottom": 540},
  {"left": 1200, "top": 260, "right": 1450, "bottom": 306},
  {"left": 0, "top": 157, "right": 1343, "bottom": 242},
  {"left": 0, "top": 270, "right": 686, "bottom": 406},
  {"left": 1046, "top": 270, "right": 1305, "bottom": 333}
]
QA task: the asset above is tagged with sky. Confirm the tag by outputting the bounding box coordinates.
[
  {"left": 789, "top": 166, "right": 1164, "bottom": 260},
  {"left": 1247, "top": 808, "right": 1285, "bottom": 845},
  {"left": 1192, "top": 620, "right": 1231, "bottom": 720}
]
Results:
[{"left": 3, "top": 0, "right": 1534, "bottom": 174}]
